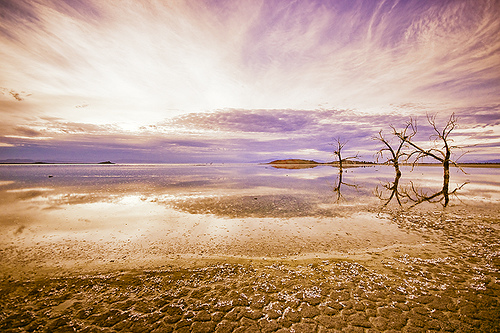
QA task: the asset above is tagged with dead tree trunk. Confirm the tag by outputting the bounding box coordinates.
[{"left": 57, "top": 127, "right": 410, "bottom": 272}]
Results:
[
  {"left": 374, "top": 122, "right": 415, "bottom": 178},
  {"left": 331, "top": 138, "right": 358, "bottom": 171},
  {"left": 394, "top": 113, "right": 465, "bottom": 207}
]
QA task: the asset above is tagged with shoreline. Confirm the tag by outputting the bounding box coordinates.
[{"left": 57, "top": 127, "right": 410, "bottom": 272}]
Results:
[
  {"left": 0, "top": 240, "right": 433, "bottom": 281},
  {"left": 2, "top": 206, "right": 499, "bottom": 332}
]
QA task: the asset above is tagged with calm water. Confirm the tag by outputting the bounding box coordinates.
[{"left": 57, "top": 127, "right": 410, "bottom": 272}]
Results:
[{"left": 0, "top": 163, "right": 499, "bottom": 274}]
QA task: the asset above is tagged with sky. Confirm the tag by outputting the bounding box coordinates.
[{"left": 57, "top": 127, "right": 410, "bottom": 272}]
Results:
[{"left": 0, "top": 0, "right": 499, "bottom": 163}]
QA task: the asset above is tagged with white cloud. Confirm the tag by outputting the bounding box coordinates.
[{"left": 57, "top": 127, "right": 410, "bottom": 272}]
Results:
[{"left": 0, "top": 0, "right": 499, "bottom": 162}]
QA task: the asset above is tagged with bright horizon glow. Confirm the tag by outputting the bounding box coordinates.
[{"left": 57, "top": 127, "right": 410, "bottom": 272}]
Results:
[{"left": 0, "top": 0, "right": 499, "bottom": 163}]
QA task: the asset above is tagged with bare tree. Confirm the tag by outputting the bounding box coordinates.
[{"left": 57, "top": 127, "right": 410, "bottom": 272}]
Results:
[
  {"left": 373, "top": 124, "right": 415, "bottom": 207},
  {"left": 396, "top": 113, "right": 466, "bottom": 172},
  {"left": 331, "top": 138, "right": 358, "bottom": 170},
  {"left": 374, "top": 122, "right": 416, "bottom": 177},
  {"left": 393, "top": 113, "right": 467, "bottom": 206},
  {"left": 327, "top": 138, "right": 359, "bottom": 202}
]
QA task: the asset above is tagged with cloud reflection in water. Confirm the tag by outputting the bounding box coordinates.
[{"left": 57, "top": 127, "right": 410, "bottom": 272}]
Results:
[{"left": 0, "top": 164, "right": 498, "bottom": 266}]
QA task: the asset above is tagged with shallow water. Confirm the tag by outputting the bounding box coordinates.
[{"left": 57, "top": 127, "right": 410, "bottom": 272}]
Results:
[
  {"left": 0, "top": 163, "right": 498, "bottom": 274},
  {"left": 1, "top": 163, "right": 499, "bottom": 331}
]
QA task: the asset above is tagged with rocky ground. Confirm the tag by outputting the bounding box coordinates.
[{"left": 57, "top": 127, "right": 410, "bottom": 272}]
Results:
[
  {"left": 1, "top": 257, "right": 499, "bottom": 333},
  {"left": 1, "top": 206, "right": 499, "bottom": 332}
]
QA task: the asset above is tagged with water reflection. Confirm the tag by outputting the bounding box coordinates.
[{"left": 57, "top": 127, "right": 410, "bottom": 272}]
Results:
[
  {"left": 0, "top": 164, "right": 497, "bottom": 220},
  {"left": 332, "top": 167, "right": 358, "bottom": 203},
  {"left": 0, "top": 164, "right": 499, "bottom": 264},
  {"left": 375, "top": 167, "right": 469, "bottom": 208},
  {"left": 0, "top": 164, "right": 497, "bottom": 213},
  {"left": 404, "top": 179, "right": 468, "bottom": 208},
  {"left": 375, "top": 172, "right": 404, "bottom": 207}
]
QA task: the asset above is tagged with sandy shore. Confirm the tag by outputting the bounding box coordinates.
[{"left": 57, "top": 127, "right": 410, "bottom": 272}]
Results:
[{"left": 1, "top": 205, "right": 500, "bottom": 332}]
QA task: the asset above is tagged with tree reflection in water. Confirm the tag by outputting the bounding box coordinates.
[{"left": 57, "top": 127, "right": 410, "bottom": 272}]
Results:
[
  {"left": 376, "top": 169, "right": 467, "bottom": 208},
  {"left": 375, "top": 172, "right": 405, "bottom": 207},
  {"left": 405, "top": 176, "right": 468, "bottom": 208},
  {"left": 332, "top": 167, "right": 358, "bottom": 203}
]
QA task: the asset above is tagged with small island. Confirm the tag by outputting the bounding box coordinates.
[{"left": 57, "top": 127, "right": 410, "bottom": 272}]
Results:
[
  {"left": 267, "top": 159, "right": 373, "bottom": 169},
  {"left": 268, "top": 159, "right": 319, "bottom": 165}
]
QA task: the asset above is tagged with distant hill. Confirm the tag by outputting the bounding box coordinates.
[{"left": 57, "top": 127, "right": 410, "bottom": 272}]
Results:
[
  {"left": 268, "top": 159, "right": 374, "bottom": 165},
  {"left": 268, "top": 159, "right": 319, "bottom": 164}
]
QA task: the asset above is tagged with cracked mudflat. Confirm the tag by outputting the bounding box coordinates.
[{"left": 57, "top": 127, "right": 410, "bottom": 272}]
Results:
[{"left": 1, "top": 164, "right": 499, "bottom": 332}]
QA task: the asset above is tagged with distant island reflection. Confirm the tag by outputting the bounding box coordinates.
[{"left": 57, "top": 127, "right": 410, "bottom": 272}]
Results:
[{"left": 267, "top": 159, "right": 372, "bottom": 169}]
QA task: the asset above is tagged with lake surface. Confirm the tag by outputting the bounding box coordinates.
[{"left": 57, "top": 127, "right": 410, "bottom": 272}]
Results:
[
  {"left": 2, "top": 163, "right": 500, "bottom": 332},
  {"left": 1, "top": 163, "right": 499, "bottom": 276}
]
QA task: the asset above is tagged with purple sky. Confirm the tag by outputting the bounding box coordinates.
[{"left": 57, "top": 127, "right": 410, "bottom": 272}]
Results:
[{"left": 1, "top": 0, "right": 499, "bottom": 163}]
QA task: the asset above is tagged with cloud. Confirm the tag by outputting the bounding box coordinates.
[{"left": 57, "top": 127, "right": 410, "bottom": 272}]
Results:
[
  {"left": 0, "top": 0, "right": 498, "bottom": 162},
  {"left": 166, "top": 109, "right": 313, "bottom": 133},
  {"left": 13, "top": 126, "right": 42, "bottom": 137},
  {"left": 0, "top": 88, "right": 31, "bottom": 102},
  {"left": 453, "top": 105, "right": 500, "bottom": 127},
  {"left": 235, "top": 0, "right": 500, "bottom": 110},
  {"left": 163, "top": 108, "right": 413, "bottom": 140},
  {"left": 1, "top": 0, "right": 499, "bottom": 118}
]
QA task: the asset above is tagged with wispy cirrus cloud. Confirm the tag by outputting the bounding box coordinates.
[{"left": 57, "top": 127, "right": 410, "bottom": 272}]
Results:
[
  {"left": 1, "top": 0, "right": 499, "bottom": 119},
  {"left": 0, "top": 0, "right": 498, "bottom": 162}
]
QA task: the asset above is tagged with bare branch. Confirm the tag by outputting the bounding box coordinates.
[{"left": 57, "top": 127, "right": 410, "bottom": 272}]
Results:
[{"left": 330, "top": 137, "right": 358, "bottom": 170}]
